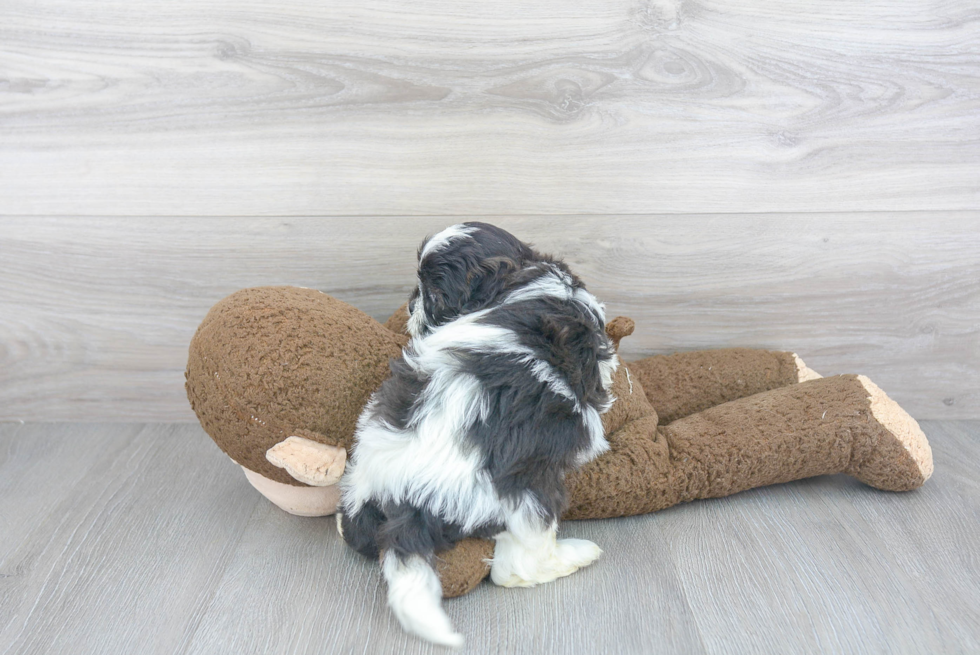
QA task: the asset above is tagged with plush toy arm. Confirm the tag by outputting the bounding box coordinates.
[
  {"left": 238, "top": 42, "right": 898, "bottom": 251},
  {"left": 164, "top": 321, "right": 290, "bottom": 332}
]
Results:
[
  {"left": 627, "top": 348, "right": 821, "bottom": 424},
  {"left": 385, "top": 303, "right": 411, "bottom": 336},
  {"left": 565, "top": 374, "right": 932, "bottom": 520}
]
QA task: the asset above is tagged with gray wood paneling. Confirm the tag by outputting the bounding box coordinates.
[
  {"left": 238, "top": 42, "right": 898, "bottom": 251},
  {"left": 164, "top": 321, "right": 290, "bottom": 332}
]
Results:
[
  {"left": 1, "top": 215, "right": 977, "bottom": 421},
  {"left": 1, "top": 0, "right": 978, "bottom": 215},
  {"left": 0, "top": 421, "right": 977, "bottom": 654}
]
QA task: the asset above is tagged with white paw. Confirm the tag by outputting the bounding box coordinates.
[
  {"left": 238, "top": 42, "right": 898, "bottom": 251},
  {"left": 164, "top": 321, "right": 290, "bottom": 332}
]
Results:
[
  {"left": 555, "top": 538, "right": 603, "bottom": 569},
  {"left": 491, "top": 535, "right": 602, "bottom": 588}
]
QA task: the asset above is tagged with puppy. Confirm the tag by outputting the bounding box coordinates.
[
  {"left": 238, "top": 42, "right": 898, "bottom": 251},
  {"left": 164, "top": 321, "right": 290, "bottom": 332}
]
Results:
[{"left": 339, "top": 223, "right": 618, "bottom": 646}]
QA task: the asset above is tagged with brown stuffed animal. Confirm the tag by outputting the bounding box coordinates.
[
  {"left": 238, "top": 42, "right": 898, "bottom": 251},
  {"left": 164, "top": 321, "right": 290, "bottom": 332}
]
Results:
[{"left": 186, "top": 286, "right": 933, "bottom": 598}]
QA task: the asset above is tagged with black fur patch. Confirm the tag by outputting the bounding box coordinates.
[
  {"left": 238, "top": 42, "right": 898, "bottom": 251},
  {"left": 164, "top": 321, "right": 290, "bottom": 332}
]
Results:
[
  {"left": 479, "top": 295, "right": 613, "bottom": 407},
  {"left": 413, "top": 222, "right": 565, "bottom": 336},
  {"left": 342, "top": 499, "right": 504, "bottom": 563},
  {"left": 377, "top": 503, "right": 504, "bottom": 564},
  {"left": 460, "top": 351, "right": 589, "bottom": 518},
  {"left": 340, "top": 500, "right": 386, "bottom": 560},
  {"left": 368, "top": 356, "right": 428, "bottom": 431}
]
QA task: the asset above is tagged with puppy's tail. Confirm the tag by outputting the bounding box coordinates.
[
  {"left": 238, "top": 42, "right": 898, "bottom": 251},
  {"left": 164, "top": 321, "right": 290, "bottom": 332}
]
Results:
[
  {"left": 339, "top": 501, "right": 463, "bottom": 647},
  {"left": 382, "top": 550, "right": 464, "bottom": 648}
]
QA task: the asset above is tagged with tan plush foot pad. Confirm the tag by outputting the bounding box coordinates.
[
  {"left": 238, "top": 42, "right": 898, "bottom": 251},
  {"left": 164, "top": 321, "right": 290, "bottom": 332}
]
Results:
[
  {"left": 848, "top": 375, "right": 934, "bottom": 491},
  {"left": 792, "top": 353, "right": 823, "bottom": 382}
]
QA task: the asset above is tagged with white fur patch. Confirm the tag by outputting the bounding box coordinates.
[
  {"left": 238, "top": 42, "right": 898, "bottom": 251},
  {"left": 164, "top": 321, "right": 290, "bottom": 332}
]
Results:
[
  {"left": 406, "top": 281, "right": 426, "bottom": 339},
  {"left": 503, "top": 270, "right": 573, "bottom": 305},
  {"left": 341, "top": 371, "right": 503, "bottom": 531},
  {"left": 576, "top": 406, "right": 610, "bottom": 466},
  {"left": 383, "top": 551, "right": 464, "bottom": 648},
  {"left": 574, "top": 287, "right": 607, "bottom": 325},
  {"left": 343, "top": 313, "right": 507, "bottom": 529},
  {"left": 599, "top": 353, "right": 619, "bottom": 394},
  {"left": 421, "top": 224, "right": 477, "bottom": 260},
  {"left": 490, "top": 496, "right": 602, "bottom": 587}
]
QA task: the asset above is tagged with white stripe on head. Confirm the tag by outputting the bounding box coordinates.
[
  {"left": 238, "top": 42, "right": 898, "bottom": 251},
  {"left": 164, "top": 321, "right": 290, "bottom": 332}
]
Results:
[{"left": 420, "top": 224, "right": 477, "bottom": 260}]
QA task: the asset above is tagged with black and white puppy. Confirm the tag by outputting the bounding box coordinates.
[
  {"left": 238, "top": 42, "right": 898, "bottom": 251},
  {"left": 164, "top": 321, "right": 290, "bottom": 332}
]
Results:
[{"left": 339, "top": 223, "right": 618, "bottom": 647}]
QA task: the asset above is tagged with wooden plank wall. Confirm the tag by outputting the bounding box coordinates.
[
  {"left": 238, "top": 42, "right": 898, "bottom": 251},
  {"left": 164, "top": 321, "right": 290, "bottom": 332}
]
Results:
[{"left": 1, "top": 0, "right": 978, "bottom": 420}]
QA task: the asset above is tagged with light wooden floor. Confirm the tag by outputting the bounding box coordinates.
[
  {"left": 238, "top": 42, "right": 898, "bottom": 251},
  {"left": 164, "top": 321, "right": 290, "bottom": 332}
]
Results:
[{"left": 2, "top": 421, "right": 978, "bottom": 655}]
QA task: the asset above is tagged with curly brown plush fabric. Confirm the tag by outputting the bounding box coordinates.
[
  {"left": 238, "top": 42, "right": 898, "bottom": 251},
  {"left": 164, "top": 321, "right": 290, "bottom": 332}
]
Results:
[
  {"left": 629, "top": 348, "right": 803, "bottom": 424},
  {"left": 434, "top": 539, "right": 497, "bottom": 598},
  {"left": 565, "top": 373, "right": 932, "bottom": 520},
  {"left": 186, "top": 286, "right": 407, "bottom": 485}
]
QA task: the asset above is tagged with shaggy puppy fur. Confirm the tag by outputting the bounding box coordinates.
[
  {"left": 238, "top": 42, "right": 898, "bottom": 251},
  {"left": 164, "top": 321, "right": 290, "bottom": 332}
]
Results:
[{"left": 339, "top": 223, "right": 618, "bottom": 647}]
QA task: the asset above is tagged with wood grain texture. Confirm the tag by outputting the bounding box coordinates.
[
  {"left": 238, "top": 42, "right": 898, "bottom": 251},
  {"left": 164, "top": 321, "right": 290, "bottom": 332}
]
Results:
[
  {"left": 1, "top": 215, "right": 977, "bottom": 421},
  {"left": 1, "top": 0, "right": 978, "bottom": 215},
  {"left": 0, "top": 421, "right": 977, "bottom": 654}
]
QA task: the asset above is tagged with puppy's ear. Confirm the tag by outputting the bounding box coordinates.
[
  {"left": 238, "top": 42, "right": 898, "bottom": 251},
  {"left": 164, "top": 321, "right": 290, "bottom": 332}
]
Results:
[
  {"left": 416, "top": 237, "right": 430, "bottom": 263},
  {"left": 419, "top": 254, "right": 521, "bottom": 327}
]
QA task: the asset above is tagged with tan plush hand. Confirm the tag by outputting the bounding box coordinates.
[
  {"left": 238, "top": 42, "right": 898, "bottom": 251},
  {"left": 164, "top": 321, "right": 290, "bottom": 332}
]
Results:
[{"left": 266, "top": 436, "right": 347, "bottom": 487}]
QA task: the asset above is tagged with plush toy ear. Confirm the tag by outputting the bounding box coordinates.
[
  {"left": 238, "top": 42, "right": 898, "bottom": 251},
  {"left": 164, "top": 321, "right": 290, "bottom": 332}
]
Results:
[{"left": 605, "top": 316, "right": 635, "bottom": 351}]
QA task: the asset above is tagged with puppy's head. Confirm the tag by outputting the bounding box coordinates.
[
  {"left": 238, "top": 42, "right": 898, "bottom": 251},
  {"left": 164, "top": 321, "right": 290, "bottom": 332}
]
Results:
[{"left": 407, "top": 223, "right": 534, "bottom": 338}]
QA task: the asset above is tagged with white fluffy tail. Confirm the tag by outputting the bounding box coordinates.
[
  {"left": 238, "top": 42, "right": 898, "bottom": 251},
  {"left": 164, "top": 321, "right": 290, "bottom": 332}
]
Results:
[{"left": 382, "top": 551, "right": 464, "bottom": 648}]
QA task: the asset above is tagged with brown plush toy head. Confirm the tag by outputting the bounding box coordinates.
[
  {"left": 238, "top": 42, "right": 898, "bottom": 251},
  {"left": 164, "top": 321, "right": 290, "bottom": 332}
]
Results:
[{"left": 186, "top": 286, "right": 408, "bottom": 486}]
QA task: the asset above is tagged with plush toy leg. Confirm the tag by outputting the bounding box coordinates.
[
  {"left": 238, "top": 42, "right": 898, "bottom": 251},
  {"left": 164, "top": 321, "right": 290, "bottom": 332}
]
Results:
[
  {"left": 435, "top": 539, "right": 496, "bottom": 599},
  {"left": 628, "top": 349, "right": 820, "bottom": 424},
  {"left": 241, "top": 466, "right": 341, "bottom": 517},
  {"left": 565, "top": 374, "right": 932, "bottom": 520},
  {"left": 844, "top": 376, "right": 934, "bottom": 491}
]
